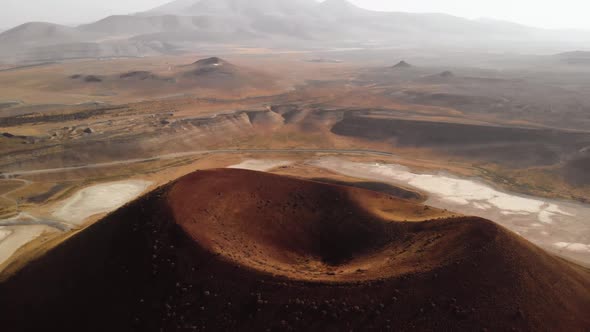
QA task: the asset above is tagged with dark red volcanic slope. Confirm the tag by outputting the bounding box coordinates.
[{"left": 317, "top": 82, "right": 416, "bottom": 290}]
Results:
[{"left": 0, "top": 169, "right": 589, "bottom": 332}]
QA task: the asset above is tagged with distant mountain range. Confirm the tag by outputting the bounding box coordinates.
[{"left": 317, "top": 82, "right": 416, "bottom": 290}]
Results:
[
  {"left": 0, "top": 0, "right": 589, "bottom": 63},
  {"left": 556, "top": 50, "right": 590, "bottom": 65}
]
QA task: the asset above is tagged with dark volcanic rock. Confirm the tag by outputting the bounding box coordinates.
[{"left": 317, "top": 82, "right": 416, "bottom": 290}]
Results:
[
  {"left": 193, "top": 57, "right": 224, "bottom": 66},
  {"left": 119, "top": 71, "right": 158, "bottom": 80},
  {"left": 84, "top": 75, "right": 103, "bottom": 83},
  {"left": 439, "top": 70, "right": 455, "bottom": 78},
  {"left": 392, "top": 60, "right": 412, "bottom": 69},
  {"left": 0, "top": 169, "right": 588, "bottom": 332}
]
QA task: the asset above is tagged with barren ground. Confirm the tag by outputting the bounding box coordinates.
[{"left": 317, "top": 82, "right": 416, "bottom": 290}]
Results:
[
  {"left": 0, "top": 169, "right": 588, "bottom": 331},
  {"left": 0, "top": 52, "right": 589, "bottom": 301}
]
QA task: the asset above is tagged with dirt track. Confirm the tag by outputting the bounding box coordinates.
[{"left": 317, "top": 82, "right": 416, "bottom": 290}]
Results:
[{"left": 0, "top": 148, "right": 396, "bottom": 178}]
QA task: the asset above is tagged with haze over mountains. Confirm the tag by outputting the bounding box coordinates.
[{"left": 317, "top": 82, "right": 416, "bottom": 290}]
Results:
[{"left": 1, "top": 0, "right": 589, "bottom": 63}]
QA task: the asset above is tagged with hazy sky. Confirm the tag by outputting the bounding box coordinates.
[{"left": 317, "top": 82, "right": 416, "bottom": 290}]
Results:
[{"left": 1, "top": 0, "right": 590, "bottom": 30}]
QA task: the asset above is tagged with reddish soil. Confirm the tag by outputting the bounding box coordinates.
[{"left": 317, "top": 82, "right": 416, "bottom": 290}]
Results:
[
  {"left": 168, "top": 169, "right": 451, "bottom": 282},
  {"left": 0, "top": 169, "right": 588, "bottom": 331}
]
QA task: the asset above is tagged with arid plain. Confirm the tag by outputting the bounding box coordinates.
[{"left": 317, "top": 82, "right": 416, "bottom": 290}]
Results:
[
  {"left": 0, "top": 49, "right": 590, "bottom": 267},
  {"left": 1, "top": 49, "right": 590, "bottom": 330}
]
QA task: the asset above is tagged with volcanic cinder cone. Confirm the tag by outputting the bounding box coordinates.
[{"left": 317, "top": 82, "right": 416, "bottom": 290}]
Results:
[{"left": 0, "top": 169, "right": 588, "bottom": 331}]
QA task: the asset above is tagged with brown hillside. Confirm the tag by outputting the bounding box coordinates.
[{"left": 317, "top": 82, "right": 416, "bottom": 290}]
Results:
[
  {"left": 59, "top": 57, "right": 276, "bottom": 97},
  {"left": 0, "top": 169, "right": 588, "bottom": 332},
  {"left": 178, "top": 57, "right": 275, "bottom": 90}
]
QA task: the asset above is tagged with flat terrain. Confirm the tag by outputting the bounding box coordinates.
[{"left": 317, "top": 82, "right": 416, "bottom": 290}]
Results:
[{"left": 52, "top": 180, "right": 153, "bottom": 225}]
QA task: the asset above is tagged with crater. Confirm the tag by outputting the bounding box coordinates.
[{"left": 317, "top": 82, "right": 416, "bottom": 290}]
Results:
[{"left": 169, "top": 169, "right": 483, "bottom": 281}]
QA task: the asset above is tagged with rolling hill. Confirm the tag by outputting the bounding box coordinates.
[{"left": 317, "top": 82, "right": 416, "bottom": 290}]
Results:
[{"left": 61, "top": 57, "right": 277, "bottom": 94}]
